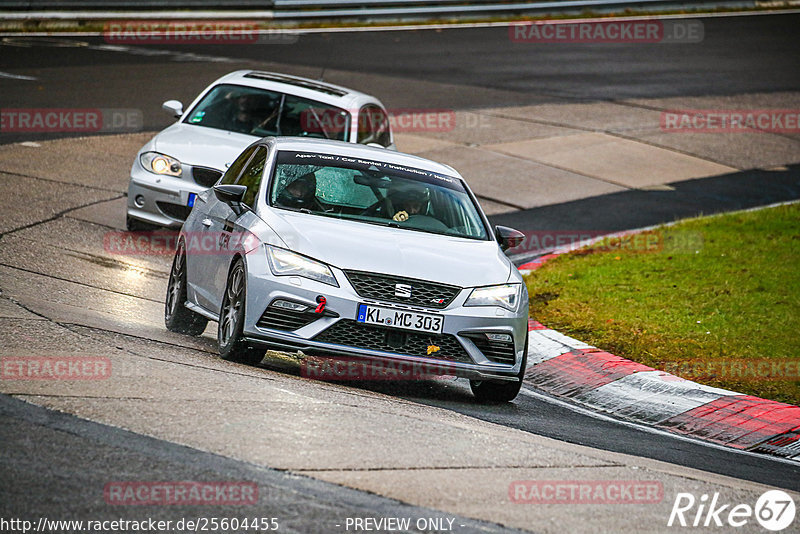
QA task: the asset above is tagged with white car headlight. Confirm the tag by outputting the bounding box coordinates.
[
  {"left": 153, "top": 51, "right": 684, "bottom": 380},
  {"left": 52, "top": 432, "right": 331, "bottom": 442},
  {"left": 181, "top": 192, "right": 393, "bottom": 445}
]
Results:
[
  {"left": 140, "top": 151, "right": 182, "bottom": 177},
  {"left": 464, "top": 284, "right": 521, "bottom": 312},
  {"left": 266, "top": 246, "right": 337, "bottom": 287}
]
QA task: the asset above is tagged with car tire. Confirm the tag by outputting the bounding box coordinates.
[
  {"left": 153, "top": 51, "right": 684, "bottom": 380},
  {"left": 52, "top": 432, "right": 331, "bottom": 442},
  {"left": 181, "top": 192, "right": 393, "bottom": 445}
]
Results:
[
  {"left": 218, "top": 258, "right": 264, "bottom": 366},
  {"left": 165, "top": 241, "right": 208, "bottom": 336},
  {"left": 126, "top": 215, "right": 159, "bottom": 232},
  {"left": 469, "top": 332, "right": 528, "bottom": 403}
]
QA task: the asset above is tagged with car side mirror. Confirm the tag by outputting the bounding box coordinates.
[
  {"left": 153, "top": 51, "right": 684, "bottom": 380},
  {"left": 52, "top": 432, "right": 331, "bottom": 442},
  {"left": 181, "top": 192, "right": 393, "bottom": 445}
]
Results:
[
  {"left": 213, "top": 184, "right": 248, "bottom": 215},
  {"left": 495, "top": 225, "right": 525, "bottom": 252},
  {"left": 162, "top": 100, "right": 183, "bottom": 118}
]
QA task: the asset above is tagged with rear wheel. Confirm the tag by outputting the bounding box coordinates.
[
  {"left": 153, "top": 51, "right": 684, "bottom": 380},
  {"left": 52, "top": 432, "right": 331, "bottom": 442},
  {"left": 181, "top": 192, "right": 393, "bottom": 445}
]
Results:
[
  {"left": 165, "top": 241, "right": 208, "bottom": 336},
  {"left": 218, "top": 258, "right": 264, "bottom": 365},
  {"left": 470, "top": 333, "right": 528, "bottom": 403}
]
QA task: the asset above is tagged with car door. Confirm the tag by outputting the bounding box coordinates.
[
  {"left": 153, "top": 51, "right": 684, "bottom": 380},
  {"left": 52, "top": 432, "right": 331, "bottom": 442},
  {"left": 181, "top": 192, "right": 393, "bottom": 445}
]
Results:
[
  {"left": 187, "top": 144, "right": 259, "bottom": 313},
  {"left": 207, "top": 145, "right": 269, "bottom": 313}
]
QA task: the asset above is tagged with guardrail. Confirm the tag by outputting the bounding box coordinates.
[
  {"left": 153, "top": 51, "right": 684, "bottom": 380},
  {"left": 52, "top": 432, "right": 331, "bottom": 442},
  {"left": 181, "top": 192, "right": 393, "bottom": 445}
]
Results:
[
  {"left": 271, "top": 0, "right": 757, "bottom": 18},
  {"left": 0, "top": 0, "right": 766, "bottom": 19}
]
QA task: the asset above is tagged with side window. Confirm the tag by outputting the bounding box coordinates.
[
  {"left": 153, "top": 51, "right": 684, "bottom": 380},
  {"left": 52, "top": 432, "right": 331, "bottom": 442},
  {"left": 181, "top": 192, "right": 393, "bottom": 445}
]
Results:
[
  {"left": 220, "top": 145, "right": 258, "bottom": 185},
  {"left": 357, "top": 105, "right": 391, "bottom": 147},
  {"left": 236, "top": 146, "right": 268, "bottom": 208}
]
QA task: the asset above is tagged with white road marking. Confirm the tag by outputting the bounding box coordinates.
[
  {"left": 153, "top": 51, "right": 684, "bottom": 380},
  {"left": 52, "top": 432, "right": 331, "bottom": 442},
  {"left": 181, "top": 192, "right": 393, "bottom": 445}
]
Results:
[
  {"left": 536, "top": 328, "right": 594, "bottom": 351},
  {"left": 0, "top": 37, "right": 234, "bottom": 63},
  {"left": 88, "top": 44, "right": 234, "bottom": 63},
  {"left": 526, "top": 330, "right": 573, "bottom": 365},
  {"left": 0, "top": 71, "right": 37, "bottom": 81},
  {"left": 575, "top": 370, "right": 740, "bottom": 425}
]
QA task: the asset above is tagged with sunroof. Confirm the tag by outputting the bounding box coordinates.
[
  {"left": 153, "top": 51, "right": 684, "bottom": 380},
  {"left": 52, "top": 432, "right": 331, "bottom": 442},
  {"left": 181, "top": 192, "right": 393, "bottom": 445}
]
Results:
[{"left": 243, "top": 71, "right": 349, "bottom": 97}]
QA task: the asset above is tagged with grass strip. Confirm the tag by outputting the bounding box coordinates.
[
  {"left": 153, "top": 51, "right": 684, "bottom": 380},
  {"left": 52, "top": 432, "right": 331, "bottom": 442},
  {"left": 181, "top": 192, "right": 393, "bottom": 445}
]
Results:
[{"left": 525, "top": 202, "right": 800, "bottom": 405}]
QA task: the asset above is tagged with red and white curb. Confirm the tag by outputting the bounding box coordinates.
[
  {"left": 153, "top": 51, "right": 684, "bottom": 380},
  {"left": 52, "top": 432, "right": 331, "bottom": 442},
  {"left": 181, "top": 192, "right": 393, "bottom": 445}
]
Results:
[{"left": 519, "top": 244, "right": 800, "bottom": 461}]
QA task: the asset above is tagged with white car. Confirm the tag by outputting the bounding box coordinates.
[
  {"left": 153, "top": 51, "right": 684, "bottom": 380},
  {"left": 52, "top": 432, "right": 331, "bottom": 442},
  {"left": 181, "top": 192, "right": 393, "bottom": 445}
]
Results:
[
  {"left": 126, "top": 70, "right": 395, "bottom": 230},
  {"left": 165, "top": 137, "right": 528, "bottom": 402}
]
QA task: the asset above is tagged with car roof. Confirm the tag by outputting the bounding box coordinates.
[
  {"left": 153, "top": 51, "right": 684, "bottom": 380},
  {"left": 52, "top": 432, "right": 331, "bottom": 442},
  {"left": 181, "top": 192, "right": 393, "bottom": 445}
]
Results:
[
  {"left": 211, "top": 70, "right": 378, "bottom": 109},
  {"left": 264, "top": 137, "right": 463, "bottom": 179}
]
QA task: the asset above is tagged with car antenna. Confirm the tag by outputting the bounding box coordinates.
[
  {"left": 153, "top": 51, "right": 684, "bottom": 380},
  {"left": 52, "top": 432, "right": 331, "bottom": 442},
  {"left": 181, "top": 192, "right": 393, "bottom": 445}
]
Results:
[{"left": 318, "top": 38, "right": 335, "bottom": 82}]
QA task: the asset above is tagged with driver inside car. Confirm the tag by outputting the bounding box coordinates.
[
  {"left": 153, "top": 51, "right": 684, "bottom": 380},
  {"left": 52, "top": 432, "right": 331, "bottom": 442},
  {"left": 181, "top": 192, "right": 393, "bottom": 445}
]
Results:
[
  {"left": 391, "top": 190, "right": 427, "bottom": 222},
  {"left": 276, "top": 172, "right": 321, "bottom": 211},
  {"left": 226, "top": 92, "right": 279, "bottom": 134}
]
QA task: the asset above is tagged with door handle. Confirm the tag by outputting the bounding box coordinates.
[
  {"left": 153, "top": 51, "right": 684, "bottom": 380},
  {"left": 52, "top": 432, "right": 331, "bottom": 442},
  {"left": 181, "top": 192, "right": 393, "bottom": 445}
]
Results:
[{"left": 202, "top": 218, "right": 212, "bottom": 227}]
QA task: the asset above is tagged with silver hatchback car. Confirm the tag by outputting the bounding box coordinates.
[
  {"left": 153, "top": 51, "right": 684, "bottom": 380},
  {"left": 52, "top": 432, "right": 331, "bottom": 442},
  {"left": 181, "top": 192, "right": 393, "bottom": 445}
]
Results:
[
  {"left": 127, "top": 70, "right": 394, "bottom": 230},
  {"left": 165, "top": 137, "right": 528, "bottom": 402}
]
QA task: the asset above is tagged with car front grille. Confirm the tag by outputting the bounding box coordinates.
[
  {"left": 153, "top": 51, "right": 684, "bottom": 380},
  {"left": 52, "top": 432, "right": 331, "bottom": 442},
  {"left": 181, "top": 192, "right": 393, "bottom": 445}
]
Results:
[
  {"left": 156, "top": 201, "right": 192, "bottom": 221},
  {"left": 463, "top": 333, "right": 516, "bottom": 365},
  {"left": 344, "top": 270, "right": 461, "bottom": 309},
  {"left": 192, "top": 167, "right": 222, "bottom": 187},
  {"left": 314, "top": 320, "right": 472, "bottom": 363},
  {"left": 256, "top": 304, "right": 319, "bottom": 332}
]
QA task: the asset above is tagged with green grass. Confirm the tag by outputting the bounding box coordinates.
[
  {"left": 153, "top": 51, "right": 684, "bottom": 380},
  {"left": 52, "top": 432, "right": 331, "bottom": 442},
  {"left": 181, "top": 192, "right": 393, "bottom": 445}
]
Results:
[{"left": 525, "top": 203, "right": 800, "bottom": 405}]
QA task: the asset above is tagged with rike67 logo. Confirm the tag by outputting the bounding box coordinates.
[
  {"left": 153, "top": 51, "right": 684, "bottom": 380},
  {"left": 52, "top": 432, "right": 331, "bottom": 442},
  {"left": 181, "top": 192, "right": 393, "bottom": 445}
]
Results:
[{"left": 668, "top": 490, "right": 796, "bottom": 531}]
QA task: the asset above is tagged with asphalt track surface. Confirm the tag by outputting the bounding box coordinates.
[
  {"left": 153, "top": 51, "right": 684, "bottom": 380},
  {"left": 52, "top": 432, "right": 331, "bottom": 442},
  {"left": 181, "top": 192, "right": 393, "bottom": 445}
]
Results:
[
  {"left": 1, "top": 11, "right": 800, "bottom": 530},
  {"left": 0, "top": 394, "right": 519, "bottom": 533},
  {"left": 1, "top": 13, "right": 799, "bottom": 135}
]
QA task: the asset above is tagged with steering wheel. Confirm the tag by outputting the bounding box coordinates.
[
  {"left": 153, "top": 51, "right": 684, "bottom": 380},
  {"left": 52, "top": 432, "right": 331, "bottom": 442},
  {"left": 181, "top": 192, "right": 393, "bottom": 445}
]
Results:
[
  {"left": 249, "top": 109, "right": 279, "bottom": 135},
  {"left": 360, "top": 197, "right": 394, "bottom": 217}
]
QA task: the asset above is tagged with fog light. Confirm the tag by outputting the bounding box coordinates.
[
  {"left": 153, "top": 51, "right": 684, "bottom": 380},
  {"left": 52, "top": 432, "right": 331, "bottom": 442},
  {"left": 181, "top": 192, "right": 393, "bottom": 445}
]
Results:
[
  {"left": 134, "top": 195, "right": 145, "bottom": 208},
  {"left": 486, "top": 333, "right": 513, "bottom": 343},
  {"left": 271, "top": 300, "right": 309, "bottom": 312}
]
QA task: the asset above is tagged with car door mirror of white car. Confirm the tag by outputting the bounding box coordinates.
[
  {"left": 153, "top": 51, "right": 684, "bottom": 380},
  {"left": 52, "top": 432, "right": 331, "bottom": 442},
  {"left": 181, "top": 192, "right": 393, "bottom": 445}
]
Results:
[
  {"left": 162, "top": 100, "right": 184, "bottom": 118},
  {"left": 495, "top": 225, "right": 525, "bottom": 252},
  {"left": 213, "top": 184, "right": 248, "bottom": 216}
]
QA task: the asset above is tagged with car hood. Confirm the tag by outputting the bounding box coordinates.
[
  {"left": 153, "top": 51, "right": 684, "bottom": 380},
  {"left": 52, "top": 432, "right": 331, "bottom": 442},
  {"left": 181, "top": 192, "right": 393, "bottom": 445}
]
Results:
[
  {"left": 153, "top": 123, "right": 257, "bottom": 170},
  {"left": 264, "top": 210, "right": 512, "bottom": 288}
]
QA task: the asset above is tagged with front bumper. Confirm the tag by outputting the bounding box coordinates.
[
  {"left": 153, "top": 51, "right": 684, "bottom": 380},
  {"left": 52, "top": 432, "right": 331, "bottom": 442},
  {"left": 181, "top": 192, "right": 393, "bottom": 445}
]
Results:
[
  {"left": 126, "top": 163, "right": 218, "bottom": 228},
  {"left": 242, "top": 251, "right": 528, "bottom": 382}
]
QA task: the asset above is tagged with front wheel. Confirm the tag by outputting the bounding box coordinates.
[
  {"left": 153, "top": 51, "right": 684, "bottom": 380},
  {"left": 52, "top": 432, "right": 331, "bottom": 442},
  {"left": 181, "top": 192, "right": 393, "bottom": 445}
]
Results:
[
  {"left": 470, "top": 333, "right": 528, "bottom": 403},
  {"left": 218, "top": 258, "right": 264, "bottom": 365},
  {"left": 165, "top": 241, "right": 208, "bottom": 336}
]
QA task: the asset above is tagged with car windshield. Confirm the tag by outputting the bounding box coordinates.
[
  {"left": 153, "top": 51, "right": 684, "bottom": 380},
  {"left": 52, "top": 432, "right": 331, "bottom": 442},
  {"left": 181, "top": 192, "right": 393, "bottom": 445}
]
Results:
[
  {"left": 182, "top": 84, "right": 351, "bottom": 141},
  {"left": 269, "top": 150, "right": 489, "bottom": 240}
]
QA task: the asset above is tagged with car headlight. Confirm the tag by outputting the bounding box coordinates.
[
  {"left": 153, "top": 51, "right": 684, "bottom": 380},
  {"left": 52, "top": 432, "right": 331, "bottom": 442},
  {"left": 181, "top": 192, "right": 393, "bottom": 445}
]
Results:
[
  {"left": 140, "top": 151, "right": 182, "bottom": 177},
  {"left": 464, "top": 284, "right": 521, "bottom": 311},
  {"left": 266, "top": 246, "right": 338, "bottom": 287}
]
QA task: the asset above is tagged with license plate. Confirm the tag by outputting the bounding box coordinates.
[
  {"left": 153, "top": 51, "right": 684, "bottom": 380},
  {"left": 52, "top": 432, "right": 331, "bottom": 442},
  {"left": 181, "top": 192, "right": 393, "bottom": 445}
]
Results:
[
  {"left": 187, "top": 193, "right": 197, "bottom": 207},
  {"left": 356, "top": 304, "right": 443, "bottom": 334}
]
